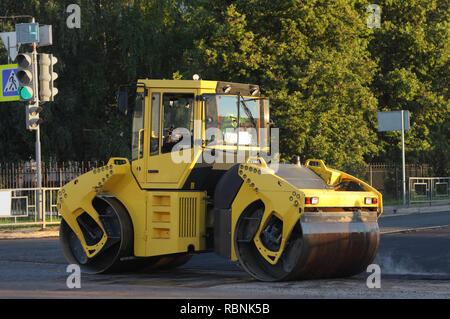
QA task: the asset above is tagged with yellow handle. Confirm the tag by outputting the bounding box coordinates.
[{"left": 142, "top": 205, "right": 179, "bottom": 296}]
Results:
[
  {"left": 245, "top": 156, "right": 268, "bottom": 168},
  {"left": 138, "top": 129, "right": 144, "bottom": 158},
  {"left": 305, "top": 159, "right": 327, "bottom": 169}
]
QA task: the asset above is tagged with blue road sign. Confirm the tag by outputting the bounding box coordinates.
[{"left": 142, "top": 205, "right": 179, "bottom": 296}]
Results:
[{"left": 0, "top": 64, "right": 20, "bottom": 102}]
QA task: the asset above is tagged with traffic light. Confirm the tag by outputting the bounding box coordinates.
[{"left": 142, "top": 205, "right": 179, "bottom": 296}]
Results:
[
  {"left": 39, "top": 53, "right": 58, "bottom": 102},
  {"left": 16, "top": 52, "right": 35, "bottom": 101},
  {"left": 26, "top": 104, "right": 43, "bottom": 130}
]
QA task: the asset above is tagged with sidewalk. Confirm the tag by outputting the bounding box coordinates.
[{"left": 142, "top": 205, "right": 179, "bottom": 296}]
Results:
[
  {"left": 0, "top": 226, "right": 59, "bottom": 239},
  {"left": 381, "top": 200, "right": 450, "bottom": 218}
]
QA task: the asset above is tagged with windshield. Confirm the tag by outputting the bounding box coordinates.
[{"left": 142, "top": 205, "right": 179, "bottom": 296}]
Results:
[{"left": 205, "top": 94, "right": 269, "bottom": 147}]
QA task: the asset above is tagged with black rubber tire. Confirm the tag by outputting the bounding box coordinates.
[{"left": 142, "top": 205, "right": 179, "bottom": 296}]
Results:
[
  {"left": 234, "top": 207, "right": 380, "bottom": 281},
  {"left": 59, "top": 196, "right": 134, "bottom": 274},
  {"left": 234, "top": 207, "right": 304, "bottom": 281}
]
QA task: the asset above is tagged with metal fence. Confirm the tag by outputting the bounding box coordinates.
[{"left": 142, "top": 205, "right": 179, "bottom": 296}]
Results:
[
  {"left": 0, "top": 160, "right": 106, "bottom": 189},
  {"left": 0, "top": 161, "right": 105, "bottom": 228},
  {"left": 409, "top": 177, "right": 450, "bottom": 204},
  {"left": 0, "top": 187, "right": 60, "bottom": 227},
  {"left": 365, "top": 163, "right": 432, "bottom": 201}
]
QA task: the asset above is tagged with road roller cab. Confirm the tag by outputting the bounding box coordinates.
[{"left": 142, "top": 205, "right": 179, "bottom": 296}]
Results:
[{"left": 57, "top": 79, "right": 383, "bottom": 281}]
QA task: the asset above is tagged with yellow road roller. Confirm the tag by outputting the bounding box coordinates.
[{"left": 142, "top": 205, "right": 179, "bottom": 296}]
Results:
[{"left": 57, "top": 79, "right": 383, "bottom": 281}]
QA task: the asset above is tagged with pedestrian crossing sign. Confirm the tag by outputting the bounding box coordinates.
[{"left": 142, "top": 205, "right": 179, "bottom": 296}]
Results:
[{"left": 0, "top": 64, "right": 20, "bottom": 102}]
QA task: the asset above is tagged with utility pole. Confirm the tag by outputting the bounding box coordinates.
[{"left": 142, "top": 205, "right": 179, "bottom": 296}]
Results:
[
  {"left": 401, "top": 110, "right": 406, "bottom": 205},
  {"left": 378, "top": 110, "right": 410, "bottom": 206},
  {"left": 29, "top": 17, "right": 43, "bottom": 226},
  {"left": 2, "top": 15, "right": 56, "bottom": 228}
]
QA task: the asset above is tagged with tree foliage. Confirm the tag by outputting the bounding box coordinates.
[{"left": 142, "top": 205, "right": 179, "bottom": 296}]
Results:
[
  {"left": 366, "top": 0, "right": 449, "bottom": 174},
  {"left": 0, "top": 0, "right": 447, "bottom": 176}
]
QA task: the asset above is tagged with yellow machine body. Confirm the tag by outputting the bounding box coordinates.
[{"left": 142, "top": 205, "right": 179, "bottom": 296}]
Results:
[
  {"left": 57, "top": 158, "right": 206, "bottom": 259},
  {"left": 229, "top": 158, "right": 382, "bottom": 262},
  {"left": 58, "top": 79, "right": 382, "bottom": 280}
]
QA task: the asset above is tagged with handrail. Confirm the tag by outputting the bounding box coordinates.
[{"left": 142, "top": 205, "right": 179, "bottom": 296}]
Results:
[
  {"left": 305, "top": 159, "right": 327, "bottom": 170},
  {"left": 137, "top": 129, "right": 145, "bottom": 159},
  {"left": 245, "top": 156, "right": 268, "bottom": 168}
]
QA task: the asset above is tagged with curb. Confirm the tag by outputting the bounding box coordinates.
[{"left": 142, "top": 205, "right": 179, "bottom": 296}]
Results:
[
  {"left": 0, "top": 229, "right": 59, "bottom": 240},
  {"left": 380, "top": 204, "right": 450, "bottom": 218},
  {"left": 380, "top": 224, "right": 450, "bottom": 235}
]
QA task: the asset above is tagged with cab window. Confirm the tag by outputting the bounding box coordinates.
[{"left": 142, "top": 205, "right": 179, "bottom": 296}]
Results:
[
  {"left": 205, "top": 94, "right": 267, "bottom": 146},
  {"left": 150, "top": 93, "right": 160, "bottom": 155},
  {"left": 161, "top": 93, "right": 195, "bottom": 154},
  {"left": 131, "top": 92, "right": 145, "bottom": 161}
]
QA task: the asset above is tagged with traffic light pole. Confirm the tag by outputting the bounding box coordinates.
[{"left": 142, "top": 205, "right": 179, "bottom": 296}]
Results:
[
  {"left": 401, "top": 110, "right": 406, "bottom": 206},
  {"left": 36, "top": 125, "right": 43, "bottom": 227},
  {"left": 30, "top": 17, "right": 44, "bottom": 228}
]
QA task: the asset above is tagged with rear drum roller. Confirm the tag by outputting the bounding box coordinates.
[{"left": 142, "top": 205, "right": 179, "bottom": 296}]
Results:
[
  {"left": 138, "top": 253, "right": 193, "bottom": 272},
  {"left": 162, "top": 254, "right": 193, "bottom": 269},
  {"left": 60, "top": 196, "right": 135, "bottom": 274},
  {"left": 234, "top": 207, "right": 380, "bottom": 281}
]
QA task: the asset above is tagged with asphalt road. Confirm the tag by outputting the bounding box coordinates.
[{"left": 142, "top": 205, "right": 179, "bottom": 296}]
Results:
[{"left": 0, "top": 211, "right": 449, "bottom": 299}]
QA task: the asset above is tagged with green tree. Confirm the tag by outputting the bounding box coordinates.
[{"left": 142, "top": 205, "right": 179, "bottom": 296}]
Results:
[
  {"left": 182, "top": 0, "right": 379, "bottom": 176},
  {"left": 366, "top": 0, "right": 449, "bottom": 175},
  {"left": 0, "top": 0, "right": 447, "bottom": 179},
  {"left": 0, "top": 0, "right": 186, "bottom": 162}
]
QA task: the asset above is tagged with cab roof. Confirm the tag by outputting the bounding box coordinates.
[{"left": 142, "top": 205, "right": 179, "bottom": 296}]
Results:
[{"left": 137, "top": 79, "right": 260, "bottom": 96}]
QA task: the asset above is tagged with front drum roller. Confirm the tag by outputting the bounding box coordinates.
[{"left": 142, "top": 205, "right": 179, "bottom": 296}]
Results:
[
  {"left": 60, "top": 196, "right": 138, "bottom": 274},
  {"left": 234, "top": 207, "right": 380, "bottom": 281},
  {"left": 60, "top": 196, "right": 192, "bottom": 274}
]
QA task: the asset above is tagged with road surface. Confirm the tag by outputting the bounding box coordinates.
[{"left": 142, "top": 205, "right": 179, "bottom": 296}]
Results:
[{"left": 0, "top": 211, "right": 449, "bottom": 299}]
